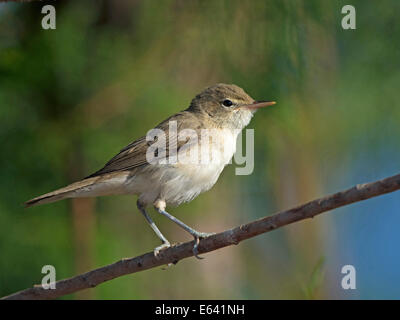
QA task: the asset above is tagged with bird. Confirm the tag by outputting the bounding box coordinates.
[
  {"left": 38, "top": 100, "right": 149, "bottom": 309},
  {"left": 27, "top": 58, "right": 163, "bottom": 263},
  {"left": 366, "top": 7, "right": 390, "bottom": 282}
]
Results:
[{"left": 25, "top": 83, "right": 276, "bottom": 259}]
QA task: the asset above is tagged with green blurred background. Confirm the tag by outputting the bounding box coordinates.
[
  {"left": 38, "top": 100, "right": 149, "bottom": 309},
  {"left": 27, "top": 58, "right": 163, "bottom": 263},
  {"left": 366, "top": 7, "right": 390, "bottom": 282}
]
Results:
[{"left": 1, "top": 0, "right": 400, "bottom": 299}]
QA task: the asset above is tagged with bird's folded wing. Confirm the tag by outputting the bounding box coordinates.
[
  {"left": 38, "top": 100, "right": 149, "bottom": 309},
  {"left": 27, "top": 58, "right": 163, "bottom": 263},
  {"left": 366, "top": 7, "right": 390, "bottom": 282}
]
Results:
[{"left": 86, "top": 111, "right": 201, "bottom": 177}]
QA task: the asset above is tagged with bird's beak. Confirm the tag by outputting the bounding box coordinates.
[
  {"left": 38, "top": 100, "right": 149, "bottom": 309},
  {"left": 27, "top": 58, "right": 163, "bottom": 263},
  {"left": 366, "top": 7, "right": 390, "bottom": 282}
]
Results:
[{"left": 239, "top": 100, "right": 276, "bottom": 110}]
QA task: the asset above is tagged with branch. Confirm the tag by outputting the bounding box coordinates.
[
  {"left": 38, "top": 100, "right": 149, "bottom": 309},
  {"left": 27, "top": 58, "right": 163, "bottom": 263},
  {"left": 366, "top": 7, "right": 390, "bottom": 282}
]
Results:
[{"left": 3, "top": 173, "right": 400, "bottom": 300}]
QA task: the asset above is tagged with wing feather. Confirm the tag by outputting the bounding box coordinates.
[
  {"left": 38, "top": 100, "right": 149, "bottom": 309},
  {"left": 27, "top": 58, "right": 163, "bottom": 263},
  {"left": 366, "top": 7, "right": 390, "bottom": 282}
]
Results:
[{"left": 86, "top": 111, "right": 202, "bottom": 178}]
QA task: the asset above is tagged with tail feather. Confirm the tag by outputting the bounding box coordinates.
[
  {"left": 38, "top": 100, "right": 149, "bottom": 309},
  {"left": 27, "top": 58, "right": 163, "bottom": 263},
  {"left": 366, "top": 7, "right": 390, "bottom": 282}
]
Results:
[{"left": 24, "top": 177, "right": 98, "bottom": 208}]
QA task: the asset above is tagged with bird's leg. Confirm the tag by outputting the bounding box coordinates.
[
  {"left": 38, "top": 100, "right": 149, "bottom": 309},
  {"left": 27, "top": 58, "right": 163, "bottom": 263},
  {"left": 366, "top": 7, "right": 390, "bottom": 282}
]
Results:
[
  {"left": 154, "top": 201, "right": 215, "bottom": 259},
  {"left": 137, "top": 201, "right": 171, "bottom": 258}
]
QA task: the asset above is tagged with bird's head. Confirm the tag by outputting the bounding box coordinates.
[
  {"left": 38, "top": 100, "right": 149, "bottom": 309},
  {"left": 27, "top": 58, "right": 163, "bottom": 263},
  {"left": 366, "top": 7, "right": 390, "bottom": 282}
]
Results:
[{"left": 188, "top": 83, "right": 275, "bottom": 129}]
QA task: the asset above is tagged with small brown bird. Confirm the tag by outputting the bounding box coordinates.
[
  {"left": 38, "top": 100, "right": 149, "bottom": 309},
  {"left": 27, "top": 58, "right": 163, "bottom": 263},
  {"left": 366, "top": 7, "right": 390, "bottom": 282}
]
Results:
[{"left": 25, "top": 84, "right": 275, "bottom": 258}]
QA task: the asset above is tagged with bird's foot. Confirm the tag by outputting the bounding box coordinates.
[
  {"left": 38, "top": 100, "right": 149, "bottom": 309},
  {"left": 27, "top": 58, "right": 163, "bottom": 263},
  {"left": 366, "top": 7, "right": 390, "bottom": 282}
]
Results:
[
  {"left": 192, "top": 232, "right": 216, "bottom": 260},
  {"left": 153, "top": 241, "right": 171, "bottom": 259}
]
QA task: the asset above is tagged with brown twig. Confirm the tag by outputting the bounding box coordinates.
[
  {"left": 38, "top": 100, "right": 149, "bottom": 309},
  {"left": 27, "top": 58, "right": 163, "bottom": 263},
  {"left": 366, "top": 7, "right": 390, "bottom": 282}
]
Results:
[{"left": 2, "top": 173, "right": 400, "bottom": 300}]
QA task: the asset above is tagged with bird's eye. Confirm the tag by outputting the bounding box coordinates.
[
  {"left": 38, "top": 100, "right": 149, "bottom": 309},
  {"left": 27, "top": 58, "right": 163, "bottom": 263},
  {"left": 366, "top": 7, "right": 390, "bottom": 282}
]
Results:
[{"left": 222, "top": 99, "right": 233, "bottom": 107}]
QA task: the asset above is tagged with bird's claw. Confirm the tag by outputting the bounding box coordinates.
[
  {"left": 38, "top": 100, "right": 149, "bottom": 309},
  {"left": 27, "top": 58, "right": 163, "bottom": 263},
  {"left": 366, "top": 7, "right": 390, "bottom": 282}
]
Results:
[
  {"left": 196, "top": 232, "right": 216, "bottom": 238},
  {"left": 192, "top": 232, "right": 215, "bottom": 260},
  {"left": 193, "top": 236, "right": 203, "bottom": 260},
  {"left": 153, "top": 242, "right": 171, "bottom": 259}
]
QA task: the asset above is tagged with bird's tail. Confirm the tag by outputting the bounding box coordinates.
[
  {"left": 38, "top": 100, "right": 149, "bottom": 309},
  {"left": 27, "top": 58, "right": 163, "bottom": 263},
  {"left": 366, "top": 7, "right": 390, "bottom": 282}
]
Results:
[{"left": 24, "top": 177, "right": 99, "bottom": 208}]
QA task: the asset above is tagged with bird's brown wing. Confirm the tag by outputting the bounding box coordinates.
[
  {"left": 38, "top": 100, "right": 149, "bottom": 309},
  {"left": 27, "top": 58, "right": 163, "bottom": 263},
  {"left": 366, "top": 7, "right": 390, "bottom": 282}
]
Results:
[
  {"left": 87, "top": 111, "right": 202, "bottom": 178},
  {"left": 86, "top": 136, "right": 149, "bottom": 178}
]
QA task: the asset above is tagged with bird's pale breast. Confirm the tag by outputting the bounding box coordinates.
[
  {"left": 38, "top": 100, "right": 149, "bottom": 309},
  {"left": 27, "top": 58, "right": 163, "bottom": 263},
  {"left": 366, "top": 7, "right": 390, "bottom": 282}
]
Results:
[{"left": 128, "top": 128, "right": 239, "bottom": 207}]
